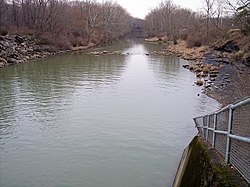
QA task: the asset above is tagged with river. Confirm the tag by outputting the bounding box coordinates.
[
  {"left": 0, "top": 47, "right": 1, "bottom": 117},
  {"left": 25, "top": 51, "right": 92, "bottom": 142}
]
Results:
[{"left": 0, "top": 40, "right": 220, "bottom": 187}]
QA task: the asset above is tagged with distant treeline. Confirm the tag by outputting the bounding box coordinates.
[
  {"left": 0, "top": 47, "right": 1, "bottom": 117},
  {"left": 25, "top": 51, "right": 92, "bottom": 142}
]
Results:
[
  {"left": 144, "top": 0, "right": 250, "bottom": 47},
  {"left": 0, "top": 0, "right": 132, "bottom": 49}
]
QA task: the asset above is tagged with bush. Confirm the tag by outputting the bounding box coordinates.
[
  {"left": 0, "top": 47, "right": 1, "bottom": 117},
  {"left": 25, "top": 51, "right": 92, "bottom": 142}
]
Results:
[
  {"left": 186, "top": 33, "right": 206, "bottom": 48},
  {"left": 37, "top": 34, "right": 52, "bottom": 45},
  {"left": 0, "top": 26, "right": 8, "bottom": 36},
  {"left": 179, "top": 29, "right": 188, "bottom": 40}
]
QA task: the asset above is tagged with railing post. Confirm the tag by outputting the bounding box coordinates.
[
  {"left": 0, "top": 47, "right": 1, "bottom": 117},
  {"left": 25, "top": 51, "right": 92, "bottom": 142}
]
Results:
[
  {"left": 202, "top": 117, "right": 205, "bottom": 138},
  {"left": 212, "top": 114, "right": 217, "bottom": 148},
  {"left": 225, "top": 106, "right": 233, "bottom": 164},
  {"left": 206, "top": 115, "right": 209, "bottom": 142}
]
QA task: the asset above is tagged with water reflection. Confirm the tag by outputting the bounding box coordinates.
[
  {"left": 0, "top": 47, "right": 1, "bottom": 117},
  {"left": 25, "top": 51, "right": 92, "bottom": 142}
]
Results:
[{"left": 0, "top": 52, "right": 127, "bottom": 134}]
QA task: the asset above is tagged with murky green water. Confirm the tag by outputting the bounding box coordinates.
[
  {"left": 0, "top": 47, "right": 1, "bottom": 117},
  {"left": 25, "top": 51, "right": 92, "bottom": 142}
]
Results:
[{"left": 0, "top": 40, "right": 220, "bottom": 187}]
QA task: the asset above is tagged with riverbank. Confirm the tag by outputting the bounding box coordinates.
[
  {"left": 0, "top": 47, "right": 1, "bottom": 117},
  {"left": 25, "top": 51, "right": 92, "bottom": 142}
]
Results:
[
  {"left": 0, "top": 35, "right": 97, "bottom": 68},
  {"left": 163, "top": 34, "right": 250, "bottom": 106}
]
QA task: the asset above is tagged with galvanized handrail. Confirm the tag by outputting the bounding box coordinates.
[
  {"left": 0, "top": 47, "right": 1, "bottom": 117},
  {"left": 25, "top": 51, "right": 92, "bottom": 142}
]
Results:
[{"left": 194, "top": 97, "right": 250, "bottom": 183}]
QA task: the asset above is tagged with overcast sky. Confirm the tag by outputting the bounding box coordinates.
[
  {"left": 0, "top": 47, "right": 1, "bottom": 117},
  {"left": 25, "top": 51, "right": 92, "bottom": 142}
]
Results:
[{"left": 102, "top": 0, "right": 203, "bottom": 19}]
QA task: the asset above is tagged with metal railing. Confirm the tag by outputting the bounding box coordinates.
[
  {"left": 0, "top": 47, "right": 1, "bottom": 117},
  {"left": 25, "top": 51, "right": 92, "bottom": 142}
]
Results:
[{"left": 194, "top": 97, "right": 250, "bottom": 183}]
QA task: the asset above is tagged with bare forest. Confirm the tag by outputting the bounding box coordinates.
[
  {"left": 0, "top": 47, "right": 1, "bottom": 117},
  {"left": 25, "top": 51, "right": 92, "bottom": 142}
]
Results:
[
  {"left": 0, "top": 0, "right": 132, "bottom": 49},
  {"left": 0, "top": 0, "right": 249, "bottom": 50},
  {"left": 144, "top": 0, "right": 250, "bottom": 47}
]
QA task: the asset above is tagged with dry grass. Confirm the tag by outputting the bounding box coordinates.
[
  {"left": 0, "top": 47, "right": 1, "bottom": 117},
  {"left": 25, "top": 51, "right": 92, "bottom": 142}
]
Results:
[{"left": 167, "top": 40, "right": 210, "bottom": 61}]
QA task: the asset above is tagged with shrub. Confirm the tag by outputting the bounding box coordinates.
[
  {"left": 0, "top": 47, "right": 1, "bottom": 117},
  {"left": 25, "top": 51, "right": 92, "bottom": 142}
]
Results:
[
  {"left": 37, "top": 34, "right": 52, "bottom": 45},
  {"left": 186, "top": 33, "right": 206, "bottom": 48},
  {"left": 0, "top": 26, "right": 8, "bottom": 36}
]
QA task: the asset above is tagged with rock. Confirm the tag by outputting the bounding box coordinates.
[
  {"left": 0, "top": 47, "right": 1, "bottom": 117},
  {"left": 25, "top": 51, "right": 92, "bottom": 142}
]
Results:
[
  {"left": 201, "top": 72, "right": 208, "bottom": 77},
  {"left": 216, "top": 58, "right": 230, "bottom": 64},
  {"left": 222, "top": 59, "right": 230, "bottom": 64},
  {"left": 0, "top": 57, "right": 7, "bottom": 64},
  {"left": 194, "top": 67, "right": 202, "bottom": 73},
  {"left": 89, "top": 51, "right": 100, "bottom": 55},
  {"left": 27, "top": 47, "right": 34, "bottom": 52},
  {"left": 195, "top": 62, "right": 202, "bottom": 66},
  {"left": 15, "top": 35, "right": 24, "bottom": 43},
  {"left": 8, "top": 58, "right": 18, "bottom": 64},
  {"left": 145, "top": 37, "right": 159, "bottom": 42},
  {"left": 209, "top": 66, "right": 218, "bottom": 72},
  {"left": 20, "top": 43, "right": 26, "bottom": 47},
  {"left": 196, "top": 72, "right": 201, "bottom": 78},
  {"left": 183, "top": 64, "right": 190, "bottom": 69},
  {"left": 205, "top": 84, "right": 211, "bottom": 88},
  {"left": 113, "top": 51, "right": 122, "bottom": 55},
  {"left": 202, "top": 66, "right": 209, "bottom": 73},
  {"left": 189, "top": 65, "right": 195, "bottom": 71},
  {"left": 102, "top": 50, "right": 109, "bottom": 54},
  {"left": 196, "top": 80, "right": 204, "bottom": 86},
  {"left": 210, "top": 70, "right": 219, "bottom": 74},
  {"left": 210, "top": 73, "right": 218, "bottom": 78},
  {"left": 0, "top": 62, "right": 4, "bottom": 67},
  {"left": 145, "top": 53, "right": 149, "bottom": 56},
  {"left": 243, "top": 55, "right": 250, "bottom": 67},
  {"left": 207, "top": 80, "right": 212, "bottom": 84}
]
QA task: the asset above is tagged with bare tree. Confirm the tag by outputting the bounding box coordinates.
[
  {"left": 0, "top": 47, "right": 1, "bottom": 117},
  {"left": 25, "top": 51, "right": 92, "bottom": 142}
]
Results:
[{"left": 203, "top": 0, "right": 215, "bottom": 41}]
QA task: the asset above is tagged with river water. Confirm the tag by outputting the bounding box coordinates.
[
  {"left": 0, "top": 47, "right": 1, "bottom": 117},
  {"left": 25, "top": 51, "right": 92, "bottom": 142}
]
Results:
[{"left": 0, "top": 40, "right": 220, "bottom": 187}]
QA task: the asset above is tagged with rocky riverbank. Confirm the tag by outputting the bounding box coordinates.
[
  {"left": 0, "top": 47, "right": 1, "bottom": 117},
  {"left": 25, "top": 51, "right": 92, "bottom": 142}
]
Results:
[
  {"left": 146, "top": 35, "right": 249, "bottom": 106},
  {"left": 179, "top": 46, "right": 250, "bottom": 105},
  {"left": 0, "top": 35, "right": 61, "bottom": 68},
  {"left": 144, "top": 30, "right": 250, "bottom": 106},
  {"left": 0, "top": 35, "right": 100, "bottom": 68},
  {"left": 165, "top": 39, "right": 250, "bottom": 106},
  {"left": 202, "top": 52, "right": 250, "bottom": 106}
]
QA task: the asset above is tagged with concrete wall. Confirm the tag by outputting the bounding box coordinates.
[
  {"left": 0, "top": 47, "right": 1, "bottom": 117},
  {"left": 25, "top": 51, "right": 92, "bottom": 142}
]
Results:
[{"left": 172, "top": 136, "right": 248, "bottom": 187}]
